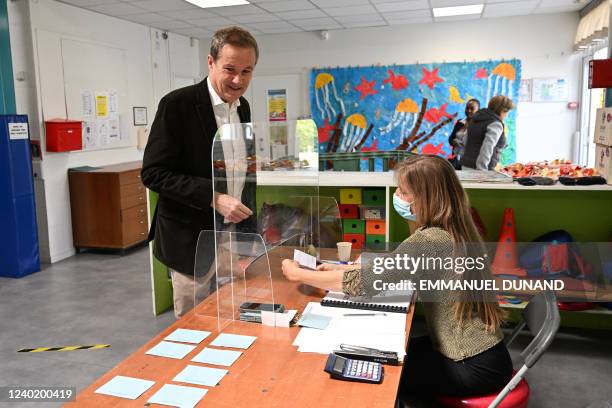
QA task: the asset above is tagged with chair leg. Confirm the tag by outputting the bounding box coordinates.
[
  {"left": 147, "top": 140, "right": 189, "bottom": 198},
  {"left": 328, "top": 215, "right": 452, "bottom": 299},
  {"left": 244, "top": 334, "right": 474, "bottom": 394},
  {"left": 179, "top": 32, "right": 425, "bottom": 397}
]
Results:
[{"left": 488, "top": 365, "right": 528, "bottom": 408}]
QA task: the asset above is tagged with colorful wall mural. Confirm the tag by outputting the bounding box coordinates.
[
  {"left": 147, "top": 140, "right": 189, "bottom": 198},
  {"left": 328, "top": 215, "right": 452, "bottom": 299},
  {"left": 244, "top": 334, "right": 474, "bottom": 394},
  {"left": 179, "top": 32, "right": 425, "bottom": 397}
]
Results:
[{"left": 310, "top": 59, "right": 521, "bottom": 165}]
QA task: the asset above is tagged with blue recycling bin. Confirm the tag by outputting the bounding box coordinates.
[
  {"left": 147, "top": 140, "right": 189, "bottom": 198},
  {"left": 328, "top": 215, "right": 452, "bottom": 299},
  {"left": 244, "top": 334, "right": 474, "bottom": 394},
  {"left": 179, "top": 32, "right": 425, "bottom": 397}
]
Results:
[{"left": 0, "top": 114, "right": 40, "bottom": 277}]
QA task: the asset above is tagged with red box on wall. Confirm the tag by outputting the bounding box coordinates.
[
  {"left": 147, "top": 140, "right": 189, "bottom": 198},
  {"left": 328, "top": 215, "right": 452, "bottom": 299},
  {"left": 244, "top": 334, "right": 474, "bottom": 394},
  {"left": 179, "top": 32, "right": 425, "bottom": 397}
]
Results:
[
  {"left": 343, "top": 233, "right": 365, "bottom": 250},
  {"left": 45, "top": 119, "right": 82, "bottom": 152},
  {"left": 588, "top": 59, "right": 612, "bottom": 89}
]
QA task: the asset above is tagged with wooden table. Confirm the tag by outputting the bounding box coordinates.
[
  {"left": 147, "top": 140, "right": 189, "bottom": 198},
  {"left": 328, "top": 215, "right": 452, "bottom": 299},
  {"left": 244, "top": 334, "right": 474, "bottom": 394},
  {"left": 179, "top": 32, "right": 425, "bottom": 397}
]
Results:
[{"left": 68, "top": 247, "right": 415, "bottom": 407}]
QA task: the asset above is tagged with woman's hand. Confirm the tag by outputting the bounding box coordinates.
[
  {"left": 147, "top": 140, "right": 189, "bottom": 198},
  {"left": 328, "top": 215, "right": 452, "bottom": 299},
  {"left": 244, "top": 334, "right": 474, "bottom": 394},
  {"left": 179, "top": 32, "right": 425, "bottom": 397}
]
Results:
[
  {"left": 316, "top": 263, "right": 340, "bottom": 271},
  {"left": 281, "top": 259, "right": 303, "bottom": 282}
]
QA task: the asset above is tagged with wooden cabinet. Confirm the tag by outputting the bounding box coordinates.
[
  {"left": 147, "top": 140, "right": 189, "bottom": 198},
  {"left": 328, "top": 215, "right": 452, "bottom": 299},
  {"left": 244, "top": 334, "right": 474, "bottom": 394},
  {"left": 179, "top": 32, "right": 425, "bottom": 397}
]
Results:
[{"left": 68, "top": 161, "right": 147, "bottom": 252}]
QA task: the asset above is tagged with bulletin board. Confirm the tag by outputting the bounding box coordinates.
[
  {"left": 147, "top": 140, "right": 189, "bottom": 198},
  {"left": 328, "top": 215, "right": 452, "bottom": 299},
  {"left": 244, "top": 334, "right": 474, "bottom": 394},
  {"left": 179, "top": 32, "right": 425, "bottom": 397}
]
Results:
[{"left": 60, "top": 38, "right": 131, "bottom": 151}]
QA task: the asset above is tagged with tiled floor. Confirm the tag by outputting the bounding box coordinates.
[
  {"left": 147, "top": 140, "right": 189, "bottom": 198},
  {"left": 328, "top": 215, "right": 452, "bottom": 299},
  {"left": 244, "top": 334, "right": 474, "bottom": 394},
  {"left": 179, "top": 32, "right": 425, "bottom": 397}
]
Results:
[{"left": 0, "top": 247, "right": 611, "bottom": 407}]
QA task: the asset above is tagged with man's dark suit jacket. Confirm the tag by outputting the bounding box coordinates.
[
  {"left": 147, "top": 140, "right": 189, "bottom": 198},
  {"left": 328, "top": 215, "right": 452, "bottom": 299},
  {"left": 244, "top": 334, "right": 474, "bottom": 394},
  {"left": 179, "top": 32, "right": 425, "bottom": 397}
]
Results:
[{"left": 141, "top": 78, "right": 253, "bottom": 276}]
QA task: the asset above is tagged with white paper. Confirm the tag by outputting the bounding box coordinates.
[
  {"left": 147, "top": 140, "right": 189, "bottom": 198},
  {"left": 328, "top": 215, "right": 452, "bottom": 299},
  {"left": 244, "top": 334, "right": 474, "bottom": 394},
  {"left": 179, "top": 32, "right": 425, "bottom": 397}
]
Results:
[
  {"left": 108, "top": 118, "right": 120, "bottom": 141},
  {"left": 145, "top": 341, "right": 195, "bottom": 359},
  {"left": 261, "top": 309, "right": 297, "bottom": 327},
  {"left": 165, "top": 328, "right": 211, "bottom": 344},
  {"left": 147, "top": 384, "right": 207, "bottom": 408},
  {"left": 80, "top": 89, "right": 94, "bottom": 117},
  {"left": 94, "top": 375, "right": 154, "bottom": 400},
  {"left": 8, "top": 123, "right": 28, "bottom": 140},
  {"left": 82, "top": 121, "right": 97, "bottom": 149},
  {"left": 96, "top": 120, "right": 109, "bottom": 145},
  {"left": 173, "top": 365, "right": 228, "bottom": 387},
  {"left": 294, "top": 249, "right": 317, "bottom": 270},
  {"left": 108, "top": 88, "right": 119, "bottom": 114}
]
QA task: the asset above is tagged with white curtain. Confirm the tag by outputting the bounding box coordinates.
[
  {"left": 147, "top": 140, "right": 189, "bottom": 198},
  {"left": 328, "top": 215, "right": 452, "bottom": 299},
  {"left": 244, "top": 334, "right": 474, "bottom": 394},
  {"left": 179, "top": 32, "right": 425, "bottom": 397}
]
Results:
[{"left": 574, "top": 0, "right": 610, "bottom": 51}]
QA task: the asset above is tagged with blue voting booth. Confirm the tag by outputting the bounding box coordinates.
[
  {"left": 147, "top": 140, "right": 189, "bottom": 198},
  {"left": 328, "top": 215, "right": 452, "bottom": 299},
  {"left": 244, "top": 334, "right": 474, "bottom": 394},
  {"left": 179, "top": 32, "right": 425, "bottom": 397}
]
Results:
[{"left": 0, "top": 115, "right": 40, "bottom": 278}]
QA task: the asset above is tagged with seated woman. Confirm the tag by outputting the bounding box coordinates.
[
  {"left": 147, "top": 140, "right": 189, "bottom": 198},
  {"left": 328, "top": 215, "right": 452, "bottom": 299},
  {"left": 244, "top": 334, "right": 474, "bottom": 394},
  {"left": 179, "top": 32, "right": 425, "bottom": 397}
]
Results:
[{"left": 282, "top": 155, "right": 512, "bottom": 399}]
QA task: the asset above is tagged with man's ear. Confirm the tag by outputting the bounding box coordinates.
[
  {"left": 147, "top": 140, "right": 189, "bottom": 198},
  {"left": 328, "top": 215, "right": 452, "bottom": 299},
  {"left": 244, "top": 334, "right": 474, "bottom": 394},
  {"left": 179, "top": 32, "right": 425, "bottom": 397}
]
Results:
[{"left": 208, "top": 54, "right": 214, "bottom": 69}]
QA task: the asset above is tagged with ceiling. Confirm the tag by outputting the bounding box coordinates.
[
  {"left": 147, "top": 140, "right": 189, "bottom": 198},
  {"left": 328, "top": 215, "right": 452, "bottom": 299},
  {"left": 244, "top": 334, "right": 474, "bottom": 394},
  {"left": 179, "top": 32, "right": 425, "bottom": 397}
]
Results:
[{"left": 57, "top": 0, "right": 586, "bottom": 38}]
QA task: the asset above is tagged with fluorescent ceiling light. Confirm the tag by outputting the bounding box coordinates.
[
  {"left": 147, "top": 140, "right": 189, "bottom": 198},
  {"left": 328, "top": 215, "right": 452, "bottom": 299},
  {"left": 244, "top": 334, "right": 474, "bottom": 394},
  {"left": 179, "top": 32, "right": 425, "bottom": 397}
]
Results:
[
  {"left": 184, "top": 0, "right": 249, "bottom": 8},
  {"left": 433, "top": 4, "right": 484, "bottom": 18}
]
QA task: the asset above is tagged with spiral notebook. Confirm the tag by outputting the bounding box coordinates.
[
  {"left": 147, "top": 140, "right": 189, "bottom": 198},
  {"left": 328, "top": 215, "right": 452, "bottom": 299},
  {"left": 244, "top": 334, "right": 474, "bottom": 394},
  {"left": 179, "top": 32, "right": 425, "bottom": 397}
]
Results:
[{"left": 320, "top": 291, "right": 413, "bottom": 314}]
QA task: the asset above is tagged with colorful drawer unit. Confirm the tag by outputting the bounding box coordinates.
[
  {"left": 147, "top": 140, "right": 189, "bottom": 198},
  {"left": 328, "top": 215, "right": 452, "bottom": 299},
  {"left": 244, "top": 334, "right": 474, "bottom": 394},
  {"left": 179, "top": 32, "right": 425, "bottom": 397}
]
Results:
[
  {"left": 343, "top": 233, "right": 365, "bottom": 249},
  {"left": 366, "top": 220, "right": 386, "bottom": 235},
  {"left": 339, "top": 188, "right": 362, "bottom": 204},
  {"left": 362, "top": 188, "right": 385, "bottom": 205},
  {"left": 339, "top": 204, "right": 359, "bottom": 219},
  {"left": 359, "top": 205, "right": 386, "bottom": 220},
  {"left": 343, "top": 219, "right": 365, "bottom": 234}
]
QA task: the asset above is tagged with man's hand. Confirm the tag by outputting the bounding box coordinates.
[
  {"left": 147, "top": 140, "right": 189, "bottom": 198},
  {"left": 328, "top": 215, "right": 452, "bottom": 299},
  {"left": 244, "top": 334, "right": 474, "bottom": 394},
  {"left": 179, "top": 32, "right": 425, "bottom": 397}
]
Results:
[
  {"left": 214, "top": 193, "right": 253, "bottom": 223},
  {"left": 281, "top": 259, "right": 303, "bottom": 282}
]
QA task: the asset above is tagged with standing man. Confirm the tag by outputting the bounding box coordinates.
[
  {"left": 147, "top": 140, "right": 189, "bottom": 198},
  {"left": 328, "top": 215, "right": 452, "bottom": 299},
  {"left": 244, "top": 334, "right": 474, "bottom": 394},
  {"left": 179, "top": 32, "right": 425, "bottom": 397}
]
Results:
[{"left": 142, "top": 26, "right": 258, "bottom": 318}]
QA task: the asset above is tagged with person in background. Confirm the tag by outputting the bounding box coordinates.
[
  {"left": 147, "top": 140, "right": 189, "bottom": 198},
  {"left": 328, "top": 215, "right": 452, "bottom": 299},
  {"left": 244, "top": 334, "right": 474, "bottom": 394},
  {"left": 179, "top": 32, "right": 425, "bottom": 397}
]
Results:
[
  {"left": 281, "top": 155, "right": 512, "bottom": 401},
  {"left": 461, "top": 95, "right": 515, "bottom": 171},
  {"left": 141, "top": 26, "right": 258, "bottom": 319},
  {"left": 448, "top": 98, "right": 480, "bottom": 169}
]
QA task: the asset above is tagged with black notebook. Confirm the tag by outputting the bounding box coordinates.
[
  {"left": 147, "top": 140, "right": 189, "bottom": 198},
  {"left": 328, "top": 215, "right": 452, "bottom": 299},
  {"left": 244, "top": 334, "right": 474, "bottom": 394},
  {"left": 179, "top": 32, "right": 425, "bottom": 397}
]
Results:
[{"left": 320, "top": 291, "right": 412, "bottom": 314}]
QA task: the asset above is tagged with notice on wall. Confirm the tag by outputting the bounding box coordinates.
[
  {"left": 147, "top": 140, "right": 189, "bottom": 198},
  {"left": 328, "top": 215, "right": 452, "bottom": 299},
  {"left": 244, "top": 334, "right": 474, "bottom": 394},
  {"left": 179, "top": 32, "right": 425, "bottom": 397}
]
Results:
[
  {"left": 80, "top": 89, "right": 94, "bottom": 117},
  {"left": 268, "top": 89, "right": 287, "bottom": 122},
  {"left": 532, "top": 78, "right": 569, "bottom": 102},
  {"left": 8, "top": 122, "right": 29, "bottom": 140},
  {"left": 83, "top": 121, "right": 97, "bottom": 149},
  {"left": 95, "top": 92, "right": 109, "bottom": 117},
  {"left": 519, "top": 79, "right": 532, "bottom": 102},
  {"left": 108, "top": 118, "right": 120, "bottom": 141},
  {"left": 108, "top": 89, "right": 119, "bottom": 115},
  {"left": 97, "top": 120, "right": 109, "bottom": 145}
]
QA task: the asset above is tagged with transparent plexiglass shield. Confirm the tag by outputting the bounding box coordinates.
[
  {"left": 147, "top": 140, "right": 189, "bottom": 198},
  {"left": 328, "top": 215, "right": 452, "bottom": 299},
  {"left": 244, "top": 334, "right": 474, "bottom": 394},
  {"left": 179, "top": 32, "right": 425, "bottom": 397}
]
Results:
[
  {"left": 193, "top": 230, "right": 275, "bottom": 331},
  {"left": 211, "top": 120, "right": 327, "bottom": 254}
]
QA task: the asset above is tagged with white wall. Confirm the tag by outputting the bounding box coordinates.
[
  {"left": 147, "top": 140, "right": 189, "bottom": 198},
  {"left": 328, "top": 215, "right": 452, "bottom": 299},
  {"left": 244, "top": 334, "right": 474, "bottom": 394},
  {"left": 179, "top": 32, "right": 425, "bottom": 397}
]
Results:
[
  {"left": 219, "top": 12, "right": 581, "bottom": 163},
  {"left": 9, "top": 0, "right": 199, "bottom": 263}
]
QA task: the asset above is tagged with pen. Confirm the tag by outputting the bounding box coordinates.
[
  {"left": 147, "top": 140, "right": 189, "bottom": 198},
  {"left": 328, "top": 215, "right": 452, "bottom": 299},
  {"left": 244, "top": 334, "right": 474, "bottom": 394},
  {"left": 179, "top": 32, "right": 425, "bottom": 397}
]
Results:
[{"left": 343, "top": 313, "right": 387, "bottom": 316}]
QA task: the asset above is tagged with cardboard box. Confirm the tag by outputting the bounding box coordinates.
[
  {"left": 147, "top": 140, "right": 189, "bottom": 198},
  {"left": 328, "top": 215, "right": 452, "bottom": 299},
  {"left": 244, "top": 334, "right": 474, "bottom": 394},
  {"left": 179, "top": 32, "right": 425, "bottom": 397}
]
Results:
[
  {"left": 594, "top": 108, "right": 612, "bottom": 146},
  {"left": 594, "top": 144, "right": 612, "bottom": 184}
]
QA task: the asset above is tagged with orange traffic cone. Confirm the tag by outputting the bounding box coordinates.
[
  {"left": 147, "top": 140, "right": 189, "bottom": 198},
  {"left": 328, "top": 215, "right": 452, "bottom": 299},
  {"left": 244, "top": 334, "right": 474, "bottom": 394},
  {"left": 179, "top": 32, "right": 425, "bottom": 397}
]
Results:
[{"left": 491, "top": 208, "right": 527, "bottom": 278}]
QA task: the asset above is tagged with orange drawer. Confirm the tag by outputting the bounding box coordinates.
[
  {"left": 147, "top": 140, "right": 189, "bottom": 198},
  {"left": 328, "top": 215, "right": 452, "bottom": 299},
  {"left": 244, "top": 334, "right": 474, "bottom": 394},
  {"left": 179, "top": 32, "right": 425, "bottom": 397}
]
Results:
[
  {"left": 366, "top": 220, "right": 386, "bottom": 235},
  {"left": 122, "top": 217, "right": 148, "bottom": 245},
  {"left": 120, "top": 192, "right": 146, "bottom": 209},
  {"left": 121, "top": 205, "right": 147, "bottom": 222},
  {"left": 120, "top": 182, "right": 145, "bottom": 198},
  {"left": 119, "top": 170, "right": 142, "bottom": 186}
]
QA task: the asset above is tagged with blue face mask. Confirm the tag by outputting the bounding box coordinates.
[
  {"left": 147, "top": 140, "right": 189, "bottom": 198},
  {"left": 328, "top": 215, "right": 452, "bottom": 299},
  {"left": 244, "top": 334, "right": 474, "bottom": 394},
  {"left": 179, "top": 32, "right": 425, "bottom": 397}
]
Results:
[{"left": 393, "top": 194, "right": 417, "bottom": 221}]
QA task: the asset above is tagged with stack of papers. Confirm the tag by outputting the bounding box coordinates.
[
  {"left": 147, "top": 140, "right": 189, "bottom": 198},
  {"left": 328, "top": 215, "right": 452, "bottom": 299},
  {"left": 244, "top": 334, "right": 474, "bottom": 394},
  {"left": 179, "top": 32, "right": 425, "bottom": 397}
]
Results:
[{"left": 292, "top": 302, "right": 408, "bottom": 361}]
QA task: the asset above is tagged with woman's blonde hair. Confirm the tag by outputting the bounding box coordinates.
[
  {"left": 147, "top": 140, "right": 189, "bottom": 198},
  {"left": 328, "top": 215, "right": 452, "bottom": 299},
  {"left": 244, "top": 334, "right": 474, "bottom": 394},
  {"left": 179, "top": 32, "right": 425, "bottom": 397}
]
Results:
[
  {"left": 488, "top": 95, "right": 515, "bottom": 116},
  {"left": 395, "top": 155, "right": 506, "bottom": 331}
]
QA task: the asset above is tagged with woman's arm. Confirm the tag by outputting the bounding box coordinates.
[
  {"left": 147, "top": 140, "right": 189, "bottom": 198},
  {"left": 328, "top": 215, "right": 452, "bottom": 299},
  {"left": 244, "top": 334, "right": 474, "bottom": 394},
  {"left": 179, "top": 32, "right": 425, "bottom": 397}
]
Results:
[
  {"left": 475, "top": 121, "right": 503, "bottom": 170},
  {"left": 282, "top": 260, "right": 344, "bottom": 291}
]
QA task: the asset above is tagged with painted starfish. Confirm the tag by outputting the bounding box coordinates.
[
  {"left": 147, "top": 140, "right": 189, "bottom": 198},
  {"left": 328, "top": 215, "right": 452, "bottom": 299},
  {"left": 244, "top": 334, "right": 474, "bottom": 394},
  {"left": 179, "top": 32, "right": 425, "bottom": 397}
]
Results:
[
  {"left": 317, "top": 118, "right": 336, "bottom": 144},
  {"left": 419, "top": 67, "right": 444, "bottom": 89},
  {"left": 354, "top": 77, "right": 378, "bottom": 100}
]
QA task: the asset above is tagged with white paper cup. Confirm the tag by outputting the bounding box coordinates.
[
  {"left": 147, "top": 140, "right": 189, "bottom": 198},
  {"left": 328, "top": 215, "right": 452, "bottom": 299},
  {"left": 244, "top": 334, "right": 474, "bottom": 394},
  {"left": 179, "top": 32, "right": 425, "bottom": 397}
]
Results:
[{"left": 336, "top": 241, "right": 352, "bottom": 262}]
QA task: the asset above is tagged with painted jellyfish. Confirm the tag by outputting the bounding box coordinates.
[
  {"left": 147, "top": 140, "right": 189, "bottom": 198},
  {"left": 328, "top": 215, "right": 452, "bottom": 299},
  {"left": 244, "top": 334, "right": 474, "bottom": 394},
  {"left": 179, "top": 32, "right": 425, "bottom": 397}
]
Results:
[
  {"left": 378, "top": 98, "right": 419, "bottom": 138},
  {"left": 314, "top": 72, "right": 346, "bottom": 122},
  {"left": 338, "top": 113, "right": 367, "bottom": 152},
  {"left": 486, "top": 62, "right": 516, "bottom": 100}
]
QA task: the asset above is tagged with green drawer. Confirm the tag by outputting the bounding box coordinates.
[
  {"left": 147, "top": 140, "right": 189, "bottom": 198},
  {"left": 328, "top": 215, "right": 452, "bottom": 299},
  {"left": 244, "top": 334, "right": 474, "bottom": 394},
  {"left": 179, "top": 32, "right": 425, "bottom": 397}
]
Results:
[
  {"left": 366, "top": 234, "right": 385, "bottom": 244},
  {"left": 342, "top": 219, "right": 365, "bottom": 234},
  {"left": 363, "top": 188, "right": 385, "bottom": 205}
]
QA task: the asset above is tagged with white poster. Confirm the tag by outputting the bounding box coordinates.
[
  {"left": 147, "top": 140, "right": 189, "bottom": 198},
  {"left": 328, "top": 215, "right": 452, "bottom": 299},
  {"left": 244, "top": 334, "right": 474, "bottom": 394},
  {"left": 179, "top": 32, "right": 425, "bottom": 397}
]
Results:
[
  {"left": 519, "top": 79, "right": 532, "bottom": 102},
  {"left": 96, "top": 120, "right": 109, "bottom": 145},
  {"left": 108, "top": 118, "right": 120, "bottom": 141},
  {"left": 108, "top": 89, "right": 119, "bottom": 115},
  {"left": 532, "top": 78, "right": 569, "bottom": 102},
  {"left": 80, "top": 89, "right": 94, "bottom": 117},
  {"left": 82, "top": 121, "right": 97, "bottom": 148}
]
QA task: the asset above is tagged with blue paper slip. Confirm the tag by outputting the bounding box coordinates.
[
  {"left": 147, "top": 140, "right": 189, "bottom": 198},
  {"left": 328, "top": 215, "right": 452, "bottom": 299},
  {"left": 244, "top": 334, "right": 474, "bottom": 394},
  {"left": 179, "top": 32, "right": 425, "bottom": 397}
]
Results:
[
  {"left": 297, "top": 313, "right": 332, "bottom": 330},
  {"left": 145, "top": 341, "right": 195, "bottom": 359},
  {"left": 173, "top": 365, "right": 228, "bottom": 387},
  {"left": 210, "top": 333, "right": 257, "bottom": 349},
  {"left": 164, "top": 328, "right": 211, "bottom": 344},
  {"left": 94, "top": 375, "right": 154, "bottom": 400},
  {"left": 147, "top": 384, "right": 208, "bottom": 408},
  {"left": 191, "top": 347, "right": 242, "bottom": 367}
]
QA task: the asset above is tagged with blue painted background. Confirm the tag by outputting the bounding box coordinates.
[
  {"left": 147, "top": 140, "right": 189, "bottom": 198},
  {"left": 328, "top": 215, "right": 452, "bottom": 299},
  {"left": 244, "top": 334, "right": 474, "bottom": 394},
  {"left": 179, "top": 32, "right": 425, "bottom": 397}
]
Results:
[{"left": 310, "top": 59, "right": 521, "bottom": 165}]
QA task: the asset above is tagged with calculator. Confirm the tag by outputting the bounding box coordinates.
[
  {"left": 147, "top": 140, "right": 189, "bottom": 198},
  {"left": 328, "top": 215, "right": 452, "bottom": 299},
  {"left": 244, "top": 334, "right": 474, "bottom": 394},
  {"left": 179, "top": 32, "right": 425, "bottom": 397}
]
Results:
[{"left": 324, "top": 353, "right": 384, "bottom": 384}]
